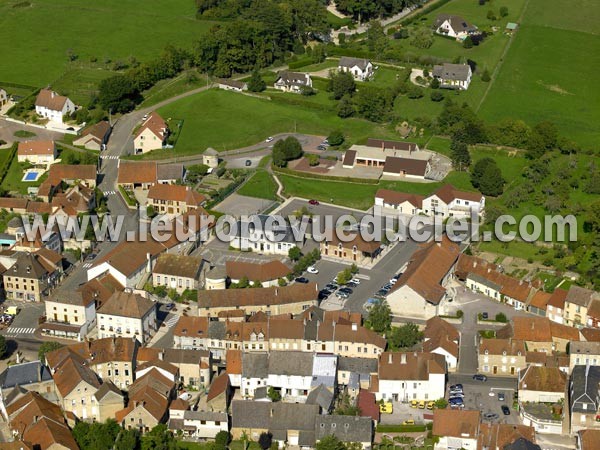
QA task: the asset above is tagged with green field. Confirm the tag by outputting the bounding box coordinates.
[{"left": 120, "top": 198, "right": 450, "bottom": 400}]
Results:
[
  {"left": 49, "top": 67, "right": 116, "bottom": 105},
  {"left": 479, "top": 0, "right": 600, "bottom": 149},
  {"left": 237, "top": 170, "right": 278, "bottom": 201},
  {"left": 0, "top": 0, "right": 214, "bottom": 87},
  {"left": 156, "top": 89, "right": 398, "bottom": 157}
]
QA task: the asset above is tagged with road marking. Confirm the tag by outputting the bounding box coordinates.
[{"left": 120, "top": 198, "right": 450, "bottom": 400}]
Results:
[
  {"left": 4, "top": 327, "right": 36, "bottom": 336},
  {"left": 356, "top": 274, "right": 370, "bottom": 280},
  {"left": 100, "top": 155, "right": 120, "bottom": 160},
  {"left": 103, "top": 190, "right": 116, "bottom": 196},
  {"left": 82, "top": 262, "right": 93, "bottom": 268},
  {"left": 164, "top": 315, "right": 179, "bottom": 328}
]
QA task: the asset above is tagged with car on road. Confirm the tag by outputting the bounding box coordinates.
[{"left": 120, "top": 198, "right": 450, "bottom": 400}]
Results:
[
  {"left": 482, "top": 312, "right": 489, "bottom": 319},
  {"left": 265, "top": 136, "right": 274, "bottom": 143},
  {"left": 497, "top": 392, "right": 505, "bottom": 401},
  {"left": 484, "top": 413, "right": 499, "bottom": 420},
  {"left": 379, "top": 402, "right": 393, "bottom": 414},
  {"left": 245, "top": 160, "right": 252, "bottom": 166},
  {"left": 295, "top": 277, "right": 309, "bottom": 284},
  {"left": 142, "top": 113, "right": 149, "bottom": 120},
  {"left": 308, "top": 199, "right": 319, "bottom": 205},
  {"left": 85, "top": 253, "right": 97, "bottom": 261},
  {"left": 307, "top": 266, "right": 319, "bottom": 274},
  {"left": 402, "top": 419, "right": 415, "bottom": 426},
  {"left": 473, "top": 374, "right": 488, "bottom": 382},
  {"left": 165, "top": 303, "right": 175, "bottom": 310},
  {"left": 351, "top": 278, "right": 361, "bottom": 285},
  {"left": 501, "top": 405, "right": 511, "bottom": 415}
]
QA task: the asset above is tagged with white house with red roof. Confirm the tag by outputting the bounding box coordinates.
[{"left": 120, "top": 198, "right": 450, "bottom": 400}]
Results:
[
  {"left": 35, "top": 89, "right": 75, "bottom": 124},
  {"left": 17, "top": 140, "right": 57, "bottom": 165},
  {"left": 134, "top": 112, "right": 168, "bottom": 154},
  {"left": 421, "top": 184, "right": 485, "bottom": 219}
]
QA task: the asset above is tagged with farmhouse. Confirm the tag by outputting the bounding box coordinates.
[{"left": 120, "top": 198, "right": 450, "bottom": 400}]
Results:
[
  {"left": 217, "top": 78, "right": 248, "bottom": 92},
  {"left": 35, "top": 88, "right": 76, "bottom": 124},
  {"left": 134, "top": 112, "right": 169, "bottom": 154},
  {"left": 274, "top": 71, "right": 312, "bottom": 93},
  {"left": 147, "top": 184, "right": 206, "bottom": 216},
  {"left": 433, "top": 63, "right": 472, "bottom": 90},
  {"left": 117, "top": 161, "right": 184, "bottom": 190},
  {"left": 338, "top": 57, "right": 373, "bottom": 81},
  {"left": 433, "top": 14, "right": 478, "bottom": 40},
  {"left": 17, "top": 140, "right": 57, "bottom": 165},
  {"left": 320, "top": 232, "right": 383, "bottom": 267},
  {"left": 73, "top": 121, "right": 111, "bottom": 150}
]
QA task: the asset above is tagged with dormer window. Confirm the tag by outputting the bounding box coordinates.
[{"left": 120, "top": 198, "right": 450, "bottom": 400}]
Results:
[
  {"left": 484, "top": 350, "right": 488, "bottom": 355},
  {"left": 502, "top": 351, "right": 507, "bottom": 356}
]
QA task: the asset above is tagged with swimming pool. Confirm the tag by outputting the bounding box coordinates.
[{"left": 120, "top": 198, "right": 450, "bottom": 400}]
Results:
[{"left": 21, "top": 169, "right": 43, "bottom": 182}]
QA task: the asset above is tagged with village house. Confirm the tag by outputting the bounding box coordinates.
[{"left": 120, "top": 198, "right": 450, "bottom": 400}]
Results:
[
  {"left": 320, "top": 232, "right": 384, "bottom": 267},
  {"left": 97, "top": 291, "right": 157, "bottom": 344},
  {"left": 230, "top": 214, "right": 302, "bottom": 255},
  {"left": 274, "top": 71, "right": 313, "bottom": 93},
  {"left": 117, "top": 161, "right": 185, "bottom": 190},
  {"left": 497, "top": 316, "right": 580, "bottom": 353},
  {"left": 586, "top": 299, "right": 600, "bottom": 328},
  {"left": 147, "top": 183, "right": 206, "bottom": 216},
  {"left": 51, "top": 183, "right": 96, "bottom": 217},
  {"left": 337, "top": 357, "right": 378, "bottom": 392},
  {"left": 432, "top": 408, "right": 480, "bottom": 450},
  {"left": 3, "top": 250, "right": 62, "bottom": 302},
  {"left": 315, "top": 416, "right": 373, "bottom": 449},
  {"left": 564, "top": 286, "right": 600, "bottom": 328},
  {"left": 17, "top": 140, "right": 57, "bottom": 165},
  {"left": 432, "top": 63, "right": 473, "bottom": 90},
  {"left": 240, "top": 352, "right": 268, "bottom": 399},
  {"left": 374, "top": 189, "right": 424, "bottom": 215},
  {"left": 217, "top": 78, "right": 248, "bottom": 92},
  {"left": 266, "top": 351, "right": 316, "bottom": 402},
  {"left": 528, "top": 290, "right": 551, "bottom": 317},
  {"left": 133, "top": 112, "right": 168, "bottom": 154},
  {"left": 569, "top": 342, "right": 600, "bottom": 371},
  {"left": 35, "top": 88, "right": 76, "bottom": 124},
  {"left": 518, "top": 365, "right": 566, "bottom": 404},
  {"left": 0, "top": 361, "right": 53, "bottom": 399},
  {"left": 42, "top": 288, "right": 97, "bottom": 341},
  {"left": 37, "top": 163, "right": 97, "bottom": 202},
  {"left": 168, "top": 399, "right": 229, "bottom": 439},
  {"left": 422, "top": 184, "right": 484, "bottom": 218},
  {"left": 373, "top": 351, "right": 446, "bottom": 402},
  {"left": 478, "top": 338, "right": 526, "bottom": 377},
  {"left": 152, "top": 253, "right": 203, "bottom": 294},
  {"left": 433, "top": 14, "right": 478, "bottom": 40},
  {"left": 386, "top": 239, "right": 459, "bottom": 319},
  {"left": 478, "top": 423, "right": 537, "bottom": 450},
  {"left": 578, "top": 429, "right": 600, "bottom": 450},
  {"left": 225, "top": 260, "right": 291, "bottom": 288},
  {"left": 136, "top": 347, "right": 211, "bottom": 389},
  {"left": 570, "top": 365, "right": 600, "bottom": 433},
  {"left": 525, "top": 351, "right": 569, "bottom": 374},
  {"left": 338, "top": 57, "right": 374, "bottom": 81},
  {"left": 94, "top": 381, "right": 126, "bottom": 422},
  {"left": 0, "top": 88, "right": 8, "bottom": 107},
  {"left": 423, "top": 317, "right": 460, "bottom": 371},
  {"left": 73, "top": 121, "right": 111, "bottom": 150}
]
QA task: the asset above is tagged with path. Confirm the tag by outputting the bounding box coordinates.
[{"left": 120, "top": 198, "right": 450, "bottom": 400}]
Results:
[{"left": 476, "top": 0, "right": 531, "bottom": 112}]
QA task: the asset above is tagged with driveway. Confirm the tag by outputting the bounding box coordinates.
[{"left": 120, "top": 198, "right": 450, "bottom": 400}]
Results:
[{"left": 0, "top": 117, "right": 64, "bottom": 143}]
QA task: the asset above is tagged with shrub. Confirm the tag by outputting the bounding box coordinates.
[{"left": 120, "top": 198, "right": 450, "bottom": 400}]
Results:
[
  {"left": 327, "top": 130, "right": 345, "bottom": 146},
  {"left": 430, "top": 91, "right": 444, "bottom": 102},
  {"left": 407, "top": 85, "right": 424, "bottom": 99}
]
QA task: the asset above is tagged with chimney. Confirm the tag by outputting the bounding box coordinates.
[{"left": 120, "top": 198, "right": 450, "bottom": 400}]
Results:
[
  {"left": 159, "top": 351, "right": 164, "bottom": 361},
  {"left": 388, "top": 353, "right": 393, "bottom": 364},
  {"left": 401, "top": 354, "right": 406, "bottom": 364},
  {"left": 146, "top": 252, "right": 152, "bottom": 272},
  {"left": 351, "top": 323, "right": 358, "bottom": 331}
]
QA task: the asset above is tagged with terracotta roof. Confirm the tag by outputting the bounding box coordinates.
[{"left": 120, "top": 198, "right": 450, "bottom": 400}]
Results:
[
  {"left": 268, "top": 318, "right": 305, "bottom": 340},
  {"left": 25, "top": 201, "right": 52, "bottom": 215},
  {"left": 587, "top": 299, "right": 600, "bottom": 319},
  {"left": 479, "top": 423, "right": 536, "bottom": 450},
  {"left": 480, "top": 338, "right": 525, "bottom": 356},
  {"left": 22, "top": 417, "right": 79, "bottom": 450},
  {"left": 423, "top": 331, "right": 459, "bottom": 359},
  {"left": 549, "top": 321, "right": 580, "bottom": 341},
  {"left": 147, "top": 183, "right": 206, "bottom": 206},
  {"left": 432, "top": 184, "right": 482, "bottom": 204},
  {"left": 77, "top": 273, "right": 124, "bottom": 308},
  {"left": 578, "top": 429, "right": 600, "bottom": 450},
  {"left": 509, "top": 317, "right": 552, "bottom": 342},
  {"left": 519, "top": 365, "right": 566, "bottom": 393},
  {"left": 318, "top": 322, "right": 386, "bottom": 349},
  {"left": 581, "top": 327, "right": 600, "bottom": 342},
  {"left": 529, "top": 291, "right": 551, "bottom": 311},
  {"left": 91, "top": 238, "right": 166, "bottom": 276},
  {"left": 217, "top": 309, "right": 246, "bottom": 319},
  {"left": 80, "top": 121, "right": 110, "bottom": 140},
  {"left": 153, "top": 253, "right": 202, "bottom": 279},
  {"left": 0, "top": 197, "right": 29, "bottom": 211},
  {"left": 432, "top": 409, "right": 480, "bottom": 439},
  {"left": 383, "top": 157, "right": 428, "bottom": 176},
  {"left": 173, "top": 316, "right": 209, "bottom": 338},
  {"left": 207, "top": 372, "right": 230, "bottom": 402},
  {"left": 46, "top": 336, "right": 138, "bottom": 369},
  {"left": 366, "top": 138, "right": 418, "bottom": 152},
  {"left": 525, "top": 351, "right": 569, "bottom": 369},
  {"left": 424, "top": 316, "right": 459, "bottom": 342},
  {"left": 226, "top": 349, "right": 242, "bottom": 375},
  {"left": 35, "top": 89, "right": 70, "bottom": 111},
  {"left": 135, "top": 112, "right": 167, "bottom": 140},
  {"left": 122, "top": 367, "right": 173, "bottom": 422},
  {"left": 17, "top": 140, "right": 55, "bottom": 156},
  {"left": 170, "top": 398, "right": 189, "bottom": 411},
  {"left": 391, "top": 238, "right": 459, "bottom": 304},
  {"left": 324, "top": 231, "right": 382, "bottom": 254},
  {"left": 53, "top": 354, "right": 101, "bottom": 397},
  {"left": 198, "top": 282, "right": 318, "bottom": 309},
  {"left": 45, "top": 164, "right": 97, "bottom": 185},
  {"left": 226, "top": 260, "right": 291, "bottom": 283},
  {"left": 500, "top": 278, "right": 535, "bottom": 303},
  {"left": 136, "top": 359, "right": 178, "bottom": 377},
  {"left": 378, "top": 352, "right": 446, "bottom": 381},
  {"left": 98, "top": 291, "right": 155, "bottom": 319},
  {"left": 375, "top": 189, "right": 424, "bottom": 208},
  {"left": 117, "top": 161, "right": 157, "bottom": 184},
  {"left": 357, "top": 389, "right": 380, "bottom": 422}
]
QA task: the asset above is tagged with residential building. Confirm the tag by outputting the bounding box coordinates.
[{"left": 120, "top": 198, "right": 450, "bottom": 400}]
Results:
[
  {"left": 147, "top": 183, "right": 206, "bottom": 216},
  {"left": 432, "top": 409, "right": 480, "bottom": 450},
  {"left": 528, "top": 291, "right": 551, "bottom": 317},
  {"left": 337, "top": 357, "right": 377, "bottom": 390},
  {"left": 373, "top": 351, "right": 446, "bottom": 402},
  {"left": 423, "top": 317, "right": 460, "bottom": 372},
  {"left": 168, "top": 400, "right": 229, "bottom": 439},
  {"left": 240, "top": 352, "right": 268, "bottom": 399},
  {"left": 422, "top": 184, "right": 484, "bottom": 218},
  {"left": 338, "top": 57, "right": 373, "bottom": 81},
  {"left": 274, "top": 71, "right": 312, "bottom": 93},
  {"left": 525, "top": 351, "right": 569, "bottom": 373},
  {"left": 320, "top": 232, "right": 384, "bottom": 267},
  {"left": 518, "top": 365, "right": 566, "bottom": 403},
  {"left": 42, "top": 288, "right": 97, "bottom": 341},
  {"left": 35, "top": 88, "right": 75, "bottom": 123},
  {"left": 225, "top": 260, "right": 290, "bottom": 288},
  {"left": 52, "top": 353, "right": 101, "bottom": 420},
  {"left": 117, "top": 160, "right": 184, "bottom": 190},
  {"left": 206, "top": 372, "right": 231, "bottom": 412},
  {"left": 51, "top": 183, "right": 96, "bottom": 216},
  {"left": 432, "top": 63, "right": 473, "bottom": 90},
  {"left": 386, "top": 239, "right": 459, "bottom": 319},
  {"left": 497, "top": 316, "right": 580, "bottom": 353},
  {"left": 134, "top": 112, "right": 168, "bottom": 154},
  {"left": 564, "top": 286, "right": 599, "bottom": 328},
  {"left": 73, "top": 121, "right": 111, "bottom": 150},
  {"left": 152, "top": 253, "right": 203, "bottom": 294},
  {"left": 94, "top": 381, "right": 126, "bottom": 422},
  {"left": 478, "top": 338, "right": 526, "bottom": 377},
  {"left": 17, "top": 140, "right": 57, "bottom": 165},
  {"left": 315, "top": 416, "right": 373, "bottom": 449},
  {"left": 136, "top": 347, "right": 211, "bottom": 389},
  {"left": 267, "top": 351, "right": 315, "bottom": 402},
  {"left": 433, "top": 14, "right": 478, "bottom": 40},
  {"left": 478, "top": 423, "right": 537, "bottom": 450},
  {"left": 374, "top": 189, "right": 424, "bottom": 215},
  {"left": 547, "top": 288, "right": 568, "bottom": 324},
  {"left": 217, "top": 79, "right": 248, "bottom": 92},
  {"left": 0, "top": 88, "right": 7, "bottom": 107},
  {"left": 36, "top": 164, "right": 97, "bottom": 201},
  {"left": 0, "top": 361, "right": 53, "bottom": 396},
  {"left": 3, "top": 251, "right": 62, "bottom": 302},
  {"left": 230, "top": 214, "right": 302, "bottom": 255},
  {"left": 577, "top": 429, "right": 600, "bottom": 450},
  {"left": 570, "top": 342, "right": 600, "bottom": 371},
  {"left": 570, "top": 365, "right": 600, "bottom": 433},
  {"left": 97, "top": 291, "right": 157, "bottom": 344},
  {"left": 586, "top": 299, "right": 600, "bottom": 328}
]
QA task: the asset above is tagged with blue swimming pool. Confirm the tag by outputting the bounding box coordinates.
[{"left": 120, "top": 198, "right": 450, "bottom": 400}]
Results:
[{"left": 24, "top": 172, "right": 38, "bottom": 181}]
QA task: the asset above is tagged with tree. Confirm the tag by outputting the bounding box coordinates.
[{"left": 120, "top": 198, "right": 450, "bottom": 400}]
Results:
[
  {"left": 388, "top": 323, "right": 423, "bottom": 350},
  {"left": 38, "top": 341, "right": 63, "bottom": 362},
  {"left": 146, "top": 205, "right": 156, "bottom": 218},
  {"left": 495, "top": 312, "right": 507, "bottom": 322},
  {"left": 0, "top": 335, "right": 7, "bottom": 359},
  {"left": 463, "top": 36, "right": 473, "bottom": 48},
  {"left": 186, "top": 163, "right": 210, "bottom": 183},
  {"left": 328, "top": 70, "right": 356, "bottom": 100},
  {"left": 115, "top": 429, "right": 140, "bottom": 450},
  {"left": 430, "top": 77, "right": 440, "bottom": 89},
  {"left": 481, "top": 69, "right": 491, "bottom": 82},
  {"left": 407, "top": 85, "right": 424, "bottom": 99},
  {"left": 316, "top": 434, "right": 346, "bottom": 450},
  {"left": 450, "top": 138, "right": 471, "bottom": 170},
  {"left": 248, "top": 70, "right": 267, "bottom": 92},
  {"left": 499, "top": 6, "right": 509, "bottom": 17},
  {"left": 307, "top": 153, "right": 320, "bottom": 166},
  {"left": 214, "top": 431, "right": 231, "bottom": 450},
  {"left": 366, "top": 20, "right": 388, "bottom": 56},
  {"left": 434, "top": 398, "right": 448, "bottom": 409},
  {"left": 73, "top": 420, "right": 121, "bottom": 450},
  {"left": 142, "top": 424, "right": 176, "bottom": 450},
  {"left": 471, "top": 157, "right": 504, "bottom": 196},
  {"left": 368, "top": 300, "right": 392, "bottom": 333},
  {"left": 487, "top": 10, "right": 497, "bottom": 20},
  {"left": 268, "top": 386, "right": 281, "bottom": 401},
  {"left": 337, "top": 95, "right": 355, "bottom": 118},
  {"left": 288, "top": 246, "right": 302, "bottom": 261},
  {"left": 272, "top": 136, "right": 303, "bottom": 167},
  {"left": 336, "top": 268, "right": 352, "bottom": 285},
  {"left": 327, "top": 130, "right": 345, "bottom": 147},
  {"left": 98, "top": 74, "right": 139, "bottom": 113},
  {"left": 259, "top": 432, "right": 273, "bottom": 450},
  {"left": 430, "top": 91, "right": 444, "bottom": 102}
]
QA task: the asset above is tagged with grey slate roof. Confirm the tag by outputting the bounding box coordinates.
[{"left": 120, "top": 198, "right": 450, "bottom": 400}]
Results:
[
  {"left": 208, "top": 321, "right": 226, "bottom": 340},
  {"left": 94, "top": 381, "right": 123, "bottom": 401},
  {"left": 232, "top": 400, "right": 272, "bottom": 429},
  {"left": 338, "top": 357, "right": 378, "bottom": 375},
  {"left": 271, "top": 403, "right": 319, "bottom": 442},
  {"left": 157, "top": 163, "right": 184, "bottom": 181},
  {"left": 315, "top": 415, "right": 373, "bottom": 443},
  {"left": 339, "top": 57, "right": 370, "bottom": 71},
  {"left": 0, "top": 361, "right": 52, "bottom": 389},
  {"left": 433, "top": 63, "right": 471, "bottom": 82},
  {"left": 468, "top": 272, "right": 502, "bottom": 291},
  {"left": 503, "top": 438, "right": 541, "bottom": 450},
  {"left": 570, "top": 365, "right": 600, "bottom": 413},
  {"left": 434, "top": 14, "right": 477, "bottom": 34},
  {"left": 565, "top": 286, "right": 598, "bottom": 307},
  {"left": 306, "top": 384, "right": 334, "bottom": 412},
  {"left": 276, "top": 71, "right": 311, "bottom": 87},
  {"left": 184, "top": 410, "right": 228, "bottom": 422},
  {"left": 238, "top": 214, "right": 299, "bottom": 244},
  {"left": 242, "top": 353, "right": 269, "bottom": 378},
  {"left": 269, "top": 351, "right": 313, "bottom": 376}
]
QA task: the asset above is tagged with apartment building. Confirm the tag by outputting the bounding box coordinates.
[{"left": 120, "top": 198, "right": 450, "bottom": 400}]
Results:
[{"left": 97, "top": 291, "right": 157, "bottom": 344}]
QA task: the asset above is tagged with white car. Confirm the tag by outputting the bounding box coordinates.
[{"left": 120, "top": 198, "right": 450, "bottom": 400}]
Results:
[
  {"left": 389, "top": 278, "right": 397, "bottom": 285},
  {"left": 307, "top": 266, "right": 318, "bottom": 274},
  {"left": 351, "top": 278, "right": 361, "bottom": 285},
  {"left": 265, "top": 136, "right": 274, "bottom": 143}
]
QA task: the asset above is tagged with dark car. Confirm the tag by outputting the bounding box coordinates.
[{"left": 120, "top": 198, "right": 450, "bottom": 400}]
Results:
[
  {"left": 295, "top": 277, "right": 309, "bottom": 284},
  {"left": 346, "top": 281, "right": 358, "bottom": 288},
  {"left": 85, "top": 253, "right": 97, "bottom": 261},
  {"left": 473, "top": 374, "right": 488, "bottom": 382},
  {"left": 501, "top": 405, "right": 511, "bottom": 415},
  {"left": 484, "top": 413, "right": 499, "bottom": 420},
  {"left": 318, "top": 290, "right": 331, "bottom": 300},
  {"left": 325, "top": 283, "right": 338, "bottom": 291},
  {"left": 308, "top": 199, "right": 319, "bottom": 205},
  {"left": 338, "top": 287, "right": 353, "bottom": 294},
  {"left": 450, "top": 384, "right": 463, "bottom": 391},
  {"left": 165, "top": 303, "right": 175, "bottom": 310},
  {"left": 317, "top": 145, "right": 327, "bottom": 151},
  {"left": 482, "top": 312, "right": 489, "bottom": 320},
  {"left": 375, "top": 289, "right": 388, "bottom": 297},
  {"left": 448, "top": 397, "right": 464, "bottom": 405},
  {"left": 245, "top": 160, "right": 252, "bottom": 166}
]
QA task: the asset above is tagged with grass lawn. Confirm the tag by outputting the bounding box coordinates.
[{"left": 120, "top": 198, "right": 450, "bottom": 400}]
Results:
[
  {"left": 140, "top": 71, "right": 210, "bottom": 107},
  {"left": 479, "top": 0, "right": 600, "bottom": 149},
  {"left": 534, "top": 271, "right": 569, "bottom": 293},
  {"left": 50, "top": 67, "right": 116, "bottom": 106},
  {"left": 2, "top": 156, "right": 46, "bottom": 195},
  {"left": 0, "top": 0, "right": 215, "bottom": 87},
  {"left": 297, "top": 59, "right": 340, "bottom": 73},
  {"left": 155, "top": 89, "right": 399, "bottom": 157},
  {"left": 237, "top": 170, "right": 278, "bottom": 201},
  {"left": 327, "top": 11, "right": 352, "bottom": 29}
]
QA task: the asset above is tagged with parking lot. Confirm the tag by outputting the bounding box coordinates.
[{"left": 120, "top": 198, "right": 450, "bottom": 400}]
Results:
[
  {"left": 212, "top": 193, "right": 276, "bottom": 216},
  {"left": 379, "top": 401, "right": 432, "bottom": 425}
]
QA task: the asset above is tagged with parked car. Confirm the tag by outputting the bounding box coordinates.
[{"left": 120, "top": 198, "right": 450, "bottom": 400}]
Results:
[
  {"left": 335, "top": 291, "right": 349, "bottom": 299},
  {"left": 350, "top": 278, "right": 361, "bottom": 285},
  {"left": 346, "top": 281, "right": 358, "bottom": 288},
  {"left": 473, "top": 374, "right": 488, "bottom": 382},
  {"left": 318, "top": 290, "right": 331, "bottom": 300},
  {"left": 501, "top": 405, "right": 511, "bottom": 415},
  {"left": 86, "top": 253, "right": 97, "bottom": 261},
  {"left": 379, "top": 402, "right": 393, "bottom": 414},
  {"left": 382, "top": 283, "right": 393, "bottom": 290},
  {"left": 402, "top": 419, "right": 415, "bottom": 425},
  {"left": 449, "top": 389, "right": 464, "bottom": 396},
  {"left": 418, "top": 400, "right": 425, "bottom": 409},
  {"left": 322, "top": 139, "right": 329, "bottom": 145},
  {"left": 482, "top": 312, "right": 489, "bottom": 320},
  {"left": 295, "top": 277, "right": 309, "bottom": 284},
  {"left": 449, "top": 393, "right": 464, "bottom": 399},
  {"left": 427, "top": 401, "right": 435, "bottom": 410},
  {"left": 389, "top": 278, "right": 397, "bottom": 285},
  {"left": 375, "top": 289, "right": 388, "bottom": 297},
  {"left": 483, "top": 413, "right": 499, "bottom": 420},
  {"left": 308, "top": 199, "right": 319, "bottom": 205},
  {"left": 265, "top": 136, "right": 274, "bottom": 143},
  {"left": 325, "top": 283, "right": 338, "bottom": 291},
  {"left": 410, "top": 400, "right": 418, "bottom": 408},
  {"left": 449, "top": 397, "right": 464, "bottom": 405},
  {"left": 338, "top": 287, "right": 353, "bottom": 295},
  {"left": 497, "top": 392, "right": 505, "bottom": 401},
  {"left": 317, "top": 145, "right": 327, "bottom": 151},
  {"left": 450, "top": 403, "right": 465, "bottom": 409},
  {"left": 450, "top": 384, "right": 463, "bottom": 391},
  {"left": 307, "top": 266, "right": 319, "bottom": 274},
  {"left": 165, "top": 303, "right": 175, "bottom": 310}
]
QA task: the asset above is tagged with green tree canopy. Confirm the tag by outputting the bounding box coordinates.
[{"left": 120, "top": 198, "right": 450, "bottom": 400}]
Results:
[
  {"left": 367, "top": 299, "right": 392, "bottom": 333},
  {"left": 248, "top": 69, "right": 267, "bottom": 92},
  {"left": 38, "top": 341, "right": 63, "bottom": 362},
  {"left": 388, "top": 322, "right": 423, "bottom": 350}
]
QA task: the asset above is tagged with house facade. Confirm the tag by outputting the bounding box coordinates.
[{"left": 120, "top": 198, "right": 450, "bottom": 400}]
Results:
[
  {"left": 433, "top": 14, "right": 478, "bottom": 40},
  {"left": 17, "top": 140, "right": 57, "bottom": 165},
  {"left": 42, "top": 292, "right": 96, "bottom": 341},
  {"left": 97, "top": 291, "right": 157, "bottom": 344},
  {"left": 35, "top": 89, "right": 75, "bottom": 123},
  {"left": 338, "top": 57, "right": 373, "bottom": 81},
  {"left": 152, "top": 253, "right": 202, "bottom": 294},
  {"left": 133, "top": 112, "right": 168, "bottom": 154},
  {"left": 432, "top": 63, "right": 473, "bottom": 90},
  {"left": 274, "top": 71, "right": 313, "bottom": 93},
  {"left": 478, "top": 338, "right": 526, "bottom": 377}
]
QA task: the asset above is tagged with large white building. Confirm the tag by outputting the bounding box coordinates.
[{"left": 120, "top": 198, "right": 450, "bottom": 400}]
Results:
[
  {"left": 35, "top": 89, "right": 75, "bottom": 124},
  {"left": 97, "top": 291, "right": 157, "bottom": 344},
  {"left": 230, "top": 214, "right": 302, "bottom": 255}
]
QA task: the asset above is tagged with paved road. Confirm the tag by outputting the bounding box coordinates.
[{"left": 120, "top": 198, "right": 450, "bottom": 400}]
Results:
[{"left": 0, "top": 117, "right": 64, "bottom": 143}]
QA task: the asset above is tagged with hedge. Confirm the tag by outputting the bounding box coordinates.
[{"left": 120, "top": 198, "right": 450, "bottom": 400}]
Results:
[
  {"left": 272, "top": 164, "right": 379, "bottom": 185},
  {"left": 118, "top": 185, "right": 138, "bottom": 207},
  {"left": 0, "top": 143, "right": 18, "bottom": 187},
  {"left": 327, "top": 46, "right": 375, "bottom": 60},
  {"left": 205, "top": 176, "right": 246, "bottom": 209},
  {"left": 376, "top": 424, "right": 427, "bottom": 433}
]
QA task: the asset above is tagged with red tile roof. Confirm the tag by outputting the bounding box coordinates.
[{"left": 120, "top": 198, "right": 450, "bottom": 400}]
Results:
[
  {"left": 17, "top": 140, "right": 55, "bottom": 156},
  {"left": 375, "top": 189, "right": 424, "bottom": 208}
]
